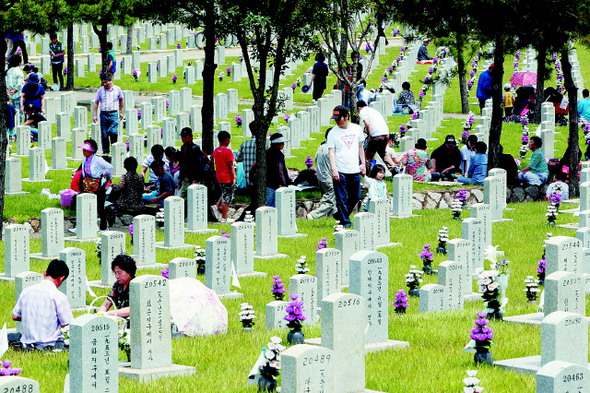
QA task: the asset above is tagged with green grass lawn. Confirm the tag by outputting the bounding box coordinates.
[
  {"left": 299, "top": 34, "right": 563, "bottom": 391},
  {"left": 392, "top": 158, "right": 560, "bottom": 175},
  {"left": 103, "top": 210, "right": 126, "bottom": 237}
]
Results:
[{"left": 3, "top": 39, "right": 590, "bottom": 393}]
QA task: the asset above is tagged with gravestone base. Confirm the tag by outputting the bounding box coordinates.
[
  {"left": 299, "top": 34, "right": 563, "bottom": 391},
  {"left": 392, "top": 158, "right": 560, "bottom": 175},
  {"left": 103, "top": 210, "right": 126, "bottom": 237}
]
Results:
[
  {"left": 118, "top": 362, "right": 196, "bottom": 382},
  {"left": 217, "top": 291, "right": 244, "bottom": 300},
  {"left": 562, "top": 198, "right": 580, "bottom": 204},
  {"left": 365, "top": 390, "right": 387, "bottom": 393},
  {"left": 236, "top": 271, "right": 267, "bottom": 279},
  {"left": 305, "top": 337, "right": 410, "bottom": 354},
  {"left": 66, "top": 236, "right": 100, "bottom": 243},
  {"left": 184, "top": 228, "right": 218, "bottom": 234},
  {"left": 491, "top": 218, "right": 513, "bottom": 223},
  {"left": 135, "top": 262, "right": 168, "bottom": 271},
  {"left": 559, "top": 208, "right": 579, "bottom": 214},
  {"left": 254, "top": 253, "right": 288, "bottom": 260},
  {"left": 47, "top": 167, "right": 71, "bottom": 172},
  {"left": 390, "top": 214, "right": 420, "bottom": 219},
  {"left": 71, "top": 305, "right": 96, "bottom": 313},
  {"left": 557, "top": 223, "right": 579, "bottom": 230},
  {"left": 22, "top": 178, "right": 52, "bottom": 183},
  {"left": 155, "top": 242, "right": 196, "bottom": 251},
  {"left": 87, "top": 280, "right": 112, "bottom": 289},
  {"left": 277, "top": 233, "right": 308, "bottom": 239},
  {"left": 464, "top": 292, "right": 483, "bottom": 302},
  {"left": 30, "top": 253, "right": 59, "bottom": 261},
  {"left": 376, "top": 242, "right": 402, "bottom": 249},
  {"left": 0, "top": 274, "right": 16, "bottom": 282},
  {"left": 5, "top": 191, "right": 30, "bottom": 196},
  {"left": 502, "top": 312, "right": 590, "bottom": 325},
  {"left": 494, "top": 356, "right": 541, "bottom": 374}
]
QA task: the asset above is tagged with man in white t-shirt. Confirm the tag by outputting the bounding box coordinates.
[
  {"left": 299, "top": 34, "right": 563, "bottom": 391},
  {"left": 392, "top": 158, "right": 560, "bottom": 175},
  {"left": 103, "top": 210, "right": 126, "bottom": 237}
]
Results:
[
  {"left": 358, "top": 100, "right": 395, "bottom": 175},
  {"left": 460, "top": 134, "right": 477, "bottom": 174},
  {"left": 12, "top": 259, "right": 74, "bottom": 350},
  {"left": 327, "top": 105, "right": 365, "bottom": 228}
]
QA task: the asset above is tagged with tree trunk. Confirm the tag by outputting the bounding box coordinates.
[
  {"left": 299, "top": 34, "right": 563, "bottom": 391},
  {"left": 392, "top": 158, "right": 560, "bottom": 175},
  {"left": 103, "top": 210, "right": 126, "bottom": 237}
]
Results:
[
  {"left": 66, "top": 24, "right": 74, "bottom": 90},
  {"left": 201, "top": 17, "right": 216, "bottom": 156},
  {"left": 0, "top": 38, "right": 9, "bottom": 240},
  {"left": 94, "top": 24, "right": 109, "bottom": 74},
  {"left": 533, "top": 43, "right": 546, "bottom": 124},
  {"left": 456, "top": 34, "right": 469, "bottom": 114},
  {"left": 337, "top": 0, "right": 348, "bottom": 96},
  {"left": 126, "top": 25, "right": 133, "bottom": 55},
  {"left": 562, "top": 50, "right": 580, "bottom": 198},
  {"left": 488, "top": 37, "right": 505, "bottom": 169}
]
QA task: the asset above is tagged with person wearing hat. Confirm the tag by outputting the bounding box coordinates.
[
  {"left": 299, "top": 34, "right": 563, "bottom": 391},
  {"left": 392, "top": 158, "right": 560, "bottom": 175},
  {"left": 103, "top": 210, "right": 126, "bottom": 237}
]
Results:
[
  {"left": 503, "top": 83, "right": 514, "bottom": 119},
  {"left": 266, "top": 133, "right": 291, "bottom": 207},
  {"left": 476, "top": 64, "right": 494, "bottom": 114},
  {"left": 78, "top": 139, "right": 113, "bottom": 231},
  {"left": 357, "top": 100, "right": 396, "bottom": 176},
  {"left": 417, "top": 39, "right": 432, "bottom": 62},
  {"left": 327, "top": 105, "right": 365, "bottom": 228},
  {"left": 93, "top": 73, "right": 124, "bottom": 154},
  {"left": 20, "top": 72, "right": 45, "bottom": 115},
  {"left": 430, "top": 135, "right": 462, "bottom": 179},
  {"left": 23, "top": 104, "right": 46, "bottom": 142},
  {"left": 400, "top": 138, "right": 432, "bottom": 182}
]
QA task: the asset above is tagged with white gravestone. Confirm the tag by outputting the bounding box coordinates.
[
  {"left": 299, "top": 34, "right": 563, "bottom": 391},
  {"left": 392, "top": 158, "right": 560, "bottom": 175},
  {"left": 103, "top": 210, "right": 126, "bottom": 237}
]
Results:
[
  {"left": 461, "top": 218, "right": 484, "bottom": 274},
  {"left": 205, "top": 235, "right": 231, "bottom": 295},
  {"left": 289, "top": 274, "right": 318, "bottom": 326},
  {"left": 544, "top": 271, "right": 585, "bottom": 317},
  {"left": 169, "top": 257, "right": 197, "bottom": 279},
  {"left": 545, "top": 236, "right": 581, "bottom": 276},
  {"left": 448, "top": 238, "right": 472, "bottom": 296},
  {"left": 276, "top": 187, "right": 299, "bottom": 236},
  {"left": 315, "top": 248, "right": 342, "bottom": 301},
  {"left": 541, "top": 311, "right": 588, "bottom": 367},
  {"left": 187, "top": 184, "right": 215, "bottom": 233},
  {"left": 231, "top": 222, "right": 256, "bottom": 275},
  {"left": 281, "top": 345, "right": 335, "bottom": 393},
  {"left": 265, "top": 300, "right": 288, "bottom": 330},
  {"left": 255, "top": 207, "right": 283, "bottom": 257},
  {"left": 438, "top": 260, "right": 466, "bottom": 311},
  {"left": 100, "top": 231, "right": 125, "bottom": 286},
  {"left": 60, "top": 247, "right": 87, "bottom": 308},
  {"left": 536, "top": 361, "right": 589, "bottom": 393},
  {"left": 419, "top": 284, "right": 451, "bottom": 313},
  {"left": 75, "top": 194, "right": 98, "bottom": 240},
  {"left": 51, "top": 137, "right": 67, "bottom": 169},
  {"left": 353, "top": 212, "right": 376, "bottom": 251},
  {"left": 484, "top": 176, "right": 504, "bottom": 220},
  {"left": 470, "top": 203, "right": 492, "bottom": 247},
  {"left": 133, "top": 215, "right": 156, "bottom": 266},
  {"left": 369, "top": 198, "right": 391, "bottom": 246},
  {"left": 0, "top": 377, "right": 39, "bottom": 393},
  {"left": 392, "top": 174, "right": 413, "bottom": 217},
  {"left": 3, "top": 224, "right": 30, "bottom": 278},
  {"left": 334, "top": 230, "right": 359, "bottom": 286}
]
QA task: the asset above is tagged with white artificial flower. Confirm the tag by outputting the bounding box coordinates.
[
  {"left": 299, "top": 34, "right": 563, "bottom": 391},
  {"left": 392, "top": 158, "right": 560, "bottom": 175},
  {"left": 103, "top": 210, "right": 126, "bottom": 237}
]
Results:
[
  {"left": 464, "top": 387, "right": 474, "bottom": 393},
  {"left": 269, "top": 360, "right": 280, "bottom": 369},
  {"left": 488, "top": 282, "right": 499, "bottom": 291},
  {"left": 484, "top": 245, "right": 499, "bottom": 264},
  {"left": 463, "top": 376, "right": 480, "bottom": 386},
  {"left": 265, "top": 351, "right": 275, "bottom": 360},
  {"left": 474, "top": 387, "right": 484, "bottom": 393},
  {"left": 466, "top": 370, "right": 478, "bottom": 377},
  {"left": 270, "top": 336, "right": 281, "bottom": 344},
  {"left": 410, "top": 265, "right": 417, "bottom": 269}
]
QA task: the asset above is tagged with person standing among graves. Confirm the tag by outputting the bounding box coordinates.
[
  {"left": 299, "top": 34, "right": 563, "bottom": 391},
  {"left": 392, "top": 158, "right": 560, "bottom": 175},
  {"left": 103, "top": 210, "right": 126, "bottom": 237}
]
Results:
[
  {"left": 430, "top": 134, "right": 462, "bottom": 179},
  {"left": 518, "top": 136, "right": 549, "bottom": 186},
  {"left": 78, "top": 139, "right": 113, "bottom": 231},
  {"left": 357, "top": 100, "right": 396, "bottom": 175},
  {"left": 20, "top": 73, "right": 45, "bottom": 115},
  {"left": 327, "top": 105, "right": 365, "bottom": 228},
  {"left": 6, "top": 54, "right": 24, "bottom": 117},
  {"left": 234, "top": 124, "right": 257, "bottom": 221},
  {"left": 106, "top": 42, "right": 116, "bottom": 77},
  {"left": 456, "top": 142, "right": 488, "bottom": 185},
  {"left": 309, "top": 53, "right": 329, "bottom": 102},
  {"left": 6, "top": 99, "right": 16, "bottom": 143},
  {"left": 49, "top": 33, "right": 65, "bottom": 91},
  {"left": 307, "top": 128, "right": 337, "bottom": 219},
  {"left": 98, "top": 254, "right": 137, "bottom": 318},
  {"left": 177, "top": 127, "right": 208, "bottom": 203},
  {"left": 476, "top": 64, "right": 493, "bottom": 114},
  {"left": 7, "top": 31, "right": 28, "bottom": 64},
  {"left": 266, "top": 133, "right": 290, "bottom": 207},
  {"left": 211, "top": 131, "right": 236, "bottom": 223},
  {"left": 93, "top": 73, "right": 124, "bottom": 154},
  {"left": 460, "top": 134, "right": 477, "bottom": 174},
  {"left": 417, "top": 39, "right": 432, "bottom": 62},
  {"left": 12, "top": 259, "right": 73, "bottom": 350},
  {"left": 578, "top": 89, "right": 590, "bottom": 122}
]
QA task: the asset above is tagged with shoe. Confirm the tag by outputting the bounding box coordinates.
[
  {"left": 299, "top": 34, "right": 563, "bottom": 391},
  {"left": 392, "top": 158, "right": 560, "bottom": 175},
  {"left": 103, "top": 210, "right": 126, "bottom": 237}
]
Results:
[
  {"left": 210, "top": 205, "right": 222, "bottom": 221},
  {"left": 219, "top": 218, "right": 234, "bottom": 223},
  {"left": 68, "top": 228, "right": 77, "bottom": 234},
  {"left": 306, "top": 213, "right": 313, "bottom": 220}
]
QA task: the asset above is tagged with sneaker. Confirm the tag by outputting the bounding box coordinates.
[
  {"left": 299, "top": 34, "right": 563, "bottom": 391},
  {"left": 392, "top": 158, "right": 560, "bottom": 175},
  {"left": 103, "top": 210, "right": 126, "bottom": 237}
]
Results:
[
  {"left": 306, "top": 213, "right": 313, "bottom": 220},
  {"left": 210, "top": 205, "right": 222, "bottom": 221},
  {"left": 219, "top": 218, "right": 235, "bottom": 223},
  {"left": 68, "top": 228, "right": 77, "bottom": 234}
]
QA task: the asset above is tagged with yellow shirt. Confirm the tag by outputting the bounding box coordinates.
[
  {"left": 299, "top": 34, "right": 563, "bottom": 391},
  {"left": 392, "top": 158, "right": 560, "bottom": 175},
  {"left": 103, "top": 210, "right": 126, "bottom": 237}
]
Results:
[{"left": 504, "top": 92, "right": 514, "bottom": 108}]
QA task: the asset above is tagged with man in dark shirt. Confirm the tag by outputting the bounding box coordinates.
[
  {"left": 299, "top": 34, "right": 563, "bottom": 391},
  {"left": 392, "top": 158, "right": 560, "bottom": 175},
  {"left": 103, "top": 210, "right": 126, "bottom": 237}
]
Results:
[
  {"left": 24, "top": 104, "right": 46, "bottom": 142},
  {"left": 266, "top": 133, "right": 290, "bottom": 207},
  {"left": 417, "top": 39, "right": 433, "bottom": 61},
  {"left": 178, "top": 127, "right": 207, "bottom": 202},
  {"left": 431, "top": 134, "right": 462, "bottom": 177},
  {"left": 148, "top": 160, "right": 174, "bottom": 206}
]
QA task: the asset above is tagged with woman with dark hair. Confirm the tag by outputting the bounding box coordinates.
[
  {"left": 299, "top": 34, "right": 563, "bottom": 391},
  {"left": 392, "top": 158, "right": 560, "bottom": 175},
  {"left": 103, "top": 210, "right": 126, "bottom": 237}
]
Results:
[
  {"left": 98, "top": 254, "right": 137, "bottom": 318},
  {"left": 78, "top": 139, "right": 113, "bottom": 231},
  {"left": 110, "top": 157, "right": 144, "bottom": 216},
  {"left": 6, "top": 54, "right": 24, "bottom": 115},
  {"left": 309, "top": 52, "right": 329, "bottom": 102},
  {"left": 400, "top": 138, "right": 432, "bottom": 182},
  {"left": 20, "top": 72, "right": 45, "bottom": 115}
]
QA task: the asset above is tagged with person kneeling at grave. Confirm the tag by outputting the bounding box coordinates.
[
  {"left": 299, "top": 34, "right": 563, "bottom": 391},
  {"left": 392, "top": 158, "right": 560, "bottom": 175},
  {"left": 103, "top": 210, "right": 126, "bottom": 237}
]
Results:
[
  {"left": 143, "top": 159, "right": 174, "bottom": 206},
  {"left": 518, "top": 136, "right": 549, "bottom": 186},
  {"left": 455, "top": 142, "right": 488, "bottom": 185},
  {"left": 98, "top": 254, "right": 136, "bottom": 318},
  {"left": 11, "top": 259, "right": 74, "bottom": 351},
  {"left": 23, "top": 103, "right": 46, "bottom": 143}
]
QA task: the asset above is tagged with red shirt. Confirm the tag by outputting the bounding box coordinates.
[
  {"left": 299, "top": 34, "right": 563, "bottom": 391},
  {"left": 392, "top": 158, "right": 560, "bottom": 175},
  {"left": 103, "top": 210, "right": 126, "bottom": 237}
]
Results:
[{"left": 212, "top": 146, "right": 234, "bottom": 184}]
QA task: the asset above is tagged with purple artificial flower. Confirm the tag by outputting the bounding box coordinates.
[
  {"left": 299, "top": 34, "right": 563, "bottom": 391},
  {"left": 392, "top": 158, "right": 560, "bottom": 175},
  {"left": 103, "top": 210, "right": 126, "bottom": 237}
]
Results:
[
  {"left": 467, "top": 80, "right": 473, "bottom": 88},
  {"left": 284, "top": 113, "right": 290, "bottom": 121},
  {"left": 419, "top": 91, "right": 425, "bottom": 98},
  {"left": 160, "top": 268, "right": 169, "bottom": 279},
  {"left": 129, "top": 223, "right": 133, "bottom": 236},
  {"left": 388, "top": 65, "right": 393, "bottom": 72},
  {"left": 382, "top": 76, "right": 388, "bottom": 84},
  {"left": 1, "top": 361, "right": 12, "bottom": 368},
  {"left": 365, "top": 43, "right": 371, "bottom": 51},
  {"left": 172, "top": 74, "right": 177, "bottom": 82},
  {"left": 63, "top": 67, "right": 67, "bottom": 75},
  {"left": 291, "top": 82, "right": 297, "bottom": 90},
  {"left": 433, "top": 57, "right": 438, "bottom": 64},
  {"left": 176, "top": 43, "right": 180, "bottom": 49}
]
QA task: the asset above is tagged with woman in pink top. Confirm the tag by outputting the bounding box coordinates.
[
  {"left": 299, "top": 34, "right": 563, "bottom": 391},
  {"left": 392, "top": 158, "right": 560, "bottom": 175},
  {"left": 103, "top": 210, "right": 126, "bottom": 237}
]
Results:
[{"left": 401, "top": 138, "right": 432, "bottom": 182}]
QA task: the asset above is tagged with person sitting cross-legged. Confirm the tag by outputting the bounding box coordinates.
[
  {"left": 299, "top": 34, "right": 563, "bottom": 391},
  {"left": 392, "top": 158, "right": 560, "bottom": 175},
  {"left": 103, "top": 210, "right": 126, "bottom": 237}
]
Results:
[{"left": 518, "top": 136, "right": 549, "bottom": 186}]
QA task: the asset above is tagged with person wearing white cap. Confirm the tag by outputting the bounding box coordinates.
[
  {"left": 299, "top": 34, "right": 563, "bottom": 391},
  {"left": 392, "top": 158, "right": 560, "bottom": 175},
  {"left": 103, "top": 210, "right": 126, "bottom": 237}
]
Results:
[
  {"left": 417, "top": 39, "right": 432, "bottom": 61},
  {"left": 266, "top": 133, "right": 290, "bottom": 207},
  {"left": 78, "top": 139, "right": 113, "bottom": 231}
]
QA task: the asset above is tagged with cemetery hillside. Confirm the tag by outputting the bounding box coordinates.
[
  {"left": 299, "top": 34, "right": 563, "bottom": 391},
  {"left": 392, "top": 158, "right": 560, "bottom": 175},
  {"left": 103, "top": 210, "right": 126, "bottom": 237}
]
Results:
[{"left": 3, "top": 3, "right": 590, "bottom": 393}]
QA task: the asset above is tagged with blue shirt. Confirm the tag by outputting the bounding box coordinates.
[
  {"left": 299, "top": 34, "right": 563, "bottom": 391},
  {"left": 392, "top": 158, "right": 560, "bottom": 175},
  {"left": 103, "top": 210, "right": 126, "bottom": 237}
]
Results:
[
  {"left": 7, "top": 104, "right": 16, "bottom": 130},
  {"left": 578, "top": 98, "right": 590, "bottom": 122},
  {"left": 468, "top": 153, "right": 488, "bottom": 185},
  {"left": 476, "top": 70, "right": 492, "bottom": 100},
  {"left": 417, "top": 44, "right": 432, "bottom": 61}
]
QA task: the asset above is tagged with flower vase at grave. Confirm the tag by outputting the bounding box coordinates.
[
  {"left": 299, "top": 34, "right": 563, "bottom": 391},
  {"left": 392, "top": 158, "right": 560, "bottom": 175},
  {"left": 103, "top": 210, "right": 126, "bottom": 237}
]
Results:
[
  {"left": 474, "top": 348, "right": 493, "bottom": 365},
  {"left": 258, "top": 376, "right": 277, "bottom": 392},
  {"left": 244, "top": 327, "right": 254, "bottom": 333},
  {"left": 496, "top": 274, "right": 509, "bottom": 299},
  {"left": 408, "top": 289, "right": 420, "bottom": 297},
  {"left": 197, "top": 263, "right": 205, "bottom": 275},
  {"left": 287, "top": 329, "right": 304, "bottom": 345}
]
